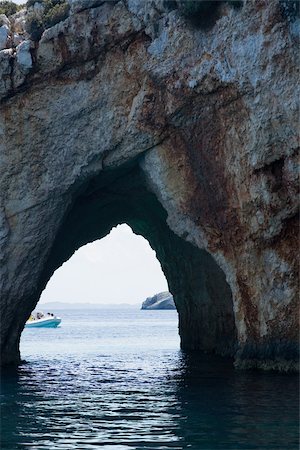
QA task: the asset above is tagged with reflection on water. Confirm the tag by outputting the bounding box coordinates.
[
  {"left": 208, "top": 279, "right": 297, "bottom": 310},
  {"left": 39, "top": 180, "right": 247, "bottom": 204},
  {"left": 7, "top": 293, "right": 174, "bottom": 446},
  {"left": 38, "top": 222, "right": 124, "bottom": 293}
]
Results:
[{"left": 1, "top": 309, "right": 299, "bottom": 449}]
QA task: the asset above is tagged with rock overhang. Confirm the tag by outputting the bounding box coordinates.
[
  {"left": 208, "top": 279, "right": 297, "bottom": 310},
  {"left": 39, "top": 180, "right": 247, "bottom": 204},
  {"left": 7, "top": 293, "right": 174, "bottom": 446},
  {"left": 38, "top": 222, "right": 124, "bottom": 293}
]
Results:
[{"left": 0, "top": 0, "right": 298, "bottom": 370}]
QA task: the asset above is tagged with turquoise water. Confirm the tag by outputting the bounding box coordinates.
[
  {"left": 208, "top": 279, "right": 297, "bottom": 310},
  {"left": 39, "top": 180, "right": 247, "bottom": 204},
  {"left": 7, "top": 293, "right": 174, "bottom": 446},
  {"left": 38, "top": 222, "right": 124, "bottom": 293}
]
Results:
[{"left": 1, "top": 309, "right": 299, "bottom": 449}]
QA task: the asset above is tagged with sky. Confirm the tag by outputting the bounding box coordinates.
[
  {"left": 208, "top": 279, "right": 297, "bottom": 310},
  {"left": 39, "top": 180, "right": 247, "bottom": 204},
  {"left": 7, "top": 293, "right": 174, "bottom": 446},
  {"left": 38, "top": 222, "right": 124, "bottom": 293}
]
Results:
[{"left": 39, "top": 224, "right": 168, "bottom": 305}]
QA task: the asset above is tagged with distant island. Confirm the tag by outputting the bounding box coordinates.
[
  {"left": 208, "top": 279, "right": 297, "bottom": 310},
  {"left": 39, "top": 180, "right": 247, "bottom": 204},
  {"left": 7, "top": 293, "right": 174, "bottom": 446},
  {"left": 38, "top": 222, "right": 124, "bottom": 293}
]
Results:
[{"left": 141, "top": 292, "right": 176, "bottom": 310}]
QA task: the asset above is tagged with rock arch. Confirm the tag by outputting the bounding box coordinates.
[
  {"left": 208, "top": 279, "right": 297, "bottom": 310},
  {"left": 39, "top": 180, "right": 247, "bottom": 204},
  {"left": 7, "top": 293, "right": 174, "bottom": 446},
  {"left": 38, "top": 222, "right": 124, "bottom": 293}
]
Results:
[
  {"left": 3, "top": 162, "right": 237, "bottom": 365},
  {"left": 0, "top": 1, "right": 298, "bottom": 369}
]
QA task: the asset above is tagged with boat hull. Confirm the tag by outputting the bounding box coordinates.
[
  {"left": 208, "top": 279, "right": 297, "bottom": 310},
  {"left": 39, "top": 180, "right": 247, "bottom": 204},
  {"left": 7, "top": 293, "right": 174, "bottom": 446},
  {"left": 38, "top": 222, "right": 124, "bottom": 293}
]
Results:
[{"left": 25, "top": 317, "right": 61, "bottom": 328}]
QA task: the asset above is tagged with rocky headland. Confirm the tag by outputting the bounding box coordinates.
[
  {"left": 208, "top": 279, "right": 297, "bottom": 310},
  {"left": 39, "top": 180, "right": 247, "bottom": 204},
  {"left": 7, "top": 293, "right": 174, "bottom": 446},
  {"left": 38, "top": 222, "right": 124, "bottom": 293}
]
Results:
[
  {"left": 141, "top": 292, "right": 175, "bottom": 310},
  {"left": 0, "top": 0, "right": 299, "bottom": 371}
]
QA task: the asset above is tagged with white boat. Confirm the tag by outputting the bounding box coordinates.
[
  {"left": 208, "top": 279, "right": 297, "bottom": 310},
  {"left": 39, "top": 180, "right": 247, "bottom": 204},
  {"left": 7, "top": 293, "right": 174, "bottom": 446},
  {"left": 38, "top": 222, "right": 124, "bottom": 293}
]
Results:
[{"left": 25, "top": 314, "right": 61, "bottom": 328}]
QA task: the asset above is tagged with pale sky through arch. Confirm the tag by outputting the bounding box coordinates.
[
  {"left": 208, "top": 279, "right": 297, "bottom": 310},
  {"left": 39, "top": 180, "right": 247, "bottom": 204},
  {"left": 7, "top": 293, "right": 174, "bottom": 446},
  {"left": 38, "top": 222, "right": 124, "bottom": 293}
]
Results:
[{"left": 39, "top": 224, "right": 168, "bottom": 305}]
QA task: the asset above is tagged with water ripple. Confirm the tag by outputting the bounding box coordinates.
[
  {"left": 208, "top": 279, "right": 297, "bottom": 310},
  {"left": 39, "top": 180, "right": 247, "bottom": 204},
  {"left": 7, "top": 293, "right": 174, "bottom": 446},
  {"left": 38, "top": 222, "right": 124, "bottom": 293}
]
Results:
[{"left": 1, "top": 309, "right": 299, "bottom": 449}]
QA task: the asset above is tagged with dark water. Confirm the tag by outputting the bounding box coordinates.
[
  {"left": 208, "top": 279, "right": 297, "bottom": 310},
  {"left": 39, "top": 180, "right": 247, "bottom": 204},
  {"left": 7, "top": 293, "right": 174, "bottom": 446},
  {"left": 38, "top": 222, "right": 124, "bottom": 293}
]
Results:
[{"left": 1, "top": 309, "right": 299, "bottom": 449}]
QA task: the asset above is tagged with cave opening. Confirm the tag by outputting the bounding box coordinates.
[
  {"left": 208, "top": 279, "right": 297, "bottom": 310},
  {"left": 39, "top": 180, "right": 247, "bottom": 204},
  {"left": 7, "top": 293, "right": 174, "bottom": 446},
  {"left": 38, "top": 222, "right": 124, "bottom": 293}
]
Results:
[
  {"left": 6, "top": 160, "right": 238, "bottom": 364},
  {"left": 37, "top": 223, "right": 169, "bottom": 307}
]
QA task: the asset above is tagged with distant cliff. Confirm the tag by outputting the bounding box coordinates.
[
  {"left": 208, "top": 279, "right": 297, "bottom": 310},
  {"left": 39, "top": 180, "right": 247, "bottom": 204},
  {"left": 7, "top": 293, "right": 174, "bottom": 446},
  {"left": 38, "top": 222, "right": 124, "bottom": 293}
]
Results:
[{"left": 141, "top": 292, "right": 175, "bottom": 310}]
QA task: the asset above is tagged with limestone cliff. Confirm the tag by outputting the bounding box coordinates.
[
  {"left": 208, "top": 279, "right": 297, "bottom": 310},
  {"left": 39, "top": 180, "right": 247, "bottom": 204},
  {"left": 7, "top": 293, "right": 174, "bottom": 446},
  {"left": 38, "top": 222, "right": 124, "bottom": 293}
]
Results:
[
  {"left": 141, "top": 292, "right": 175, "bottom": 310},
  {"left": 0, "top": 0, "right": 299, "bottom": 370}
]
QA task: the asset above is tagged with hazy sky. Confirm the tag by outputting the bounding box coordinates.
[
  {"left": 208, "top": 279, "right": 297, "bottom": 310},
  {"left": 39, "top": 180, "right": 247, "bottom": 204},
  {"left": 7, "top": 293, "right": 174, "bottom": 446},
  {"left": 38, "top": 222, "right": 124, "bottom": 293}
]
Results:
[{"left": 39, "top": 224, "right": 168, "bottom": 305}]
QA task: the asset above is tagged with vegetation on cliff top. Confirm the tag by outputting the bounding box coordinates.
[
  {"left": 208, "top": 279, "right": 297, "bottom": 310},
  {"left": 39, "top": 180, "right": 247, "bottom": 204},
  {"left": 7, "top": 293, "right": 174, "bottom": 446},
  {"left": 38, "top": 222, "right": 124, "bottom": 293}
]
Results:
[
  {"left": 0, "top": 1, "right": 23, "bottom": 16},
  {"left": 25, "top": 0, "right": 70, "bottom": 41},
  {"left": 166, "top": 0, "right": 243, "bottom": 29},
  {"left": 3, "top": 0, "right": 297, "bottom": 44}
]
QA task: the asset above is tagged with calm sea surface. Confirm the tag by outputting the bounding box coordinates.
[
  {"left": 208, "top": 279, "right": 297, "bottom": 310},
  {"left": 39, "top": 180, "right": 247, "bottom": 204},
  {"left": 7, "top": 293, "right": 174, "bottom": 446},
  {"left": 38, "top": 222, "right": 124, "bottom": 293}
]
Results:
[{"left": 1, "top": 309, "right": 299, "bottom": 449}]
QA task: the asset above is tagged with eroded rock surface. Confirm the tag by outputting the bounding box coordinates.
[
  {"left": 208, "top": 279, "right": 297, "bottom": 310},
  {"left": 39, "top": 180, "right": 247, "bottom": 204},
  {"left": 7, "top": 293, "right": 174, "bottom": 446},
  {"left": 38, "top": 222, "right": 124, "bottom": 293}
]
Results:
[{"left": 0, "top": 0, "right": 299, "bottom": 370}]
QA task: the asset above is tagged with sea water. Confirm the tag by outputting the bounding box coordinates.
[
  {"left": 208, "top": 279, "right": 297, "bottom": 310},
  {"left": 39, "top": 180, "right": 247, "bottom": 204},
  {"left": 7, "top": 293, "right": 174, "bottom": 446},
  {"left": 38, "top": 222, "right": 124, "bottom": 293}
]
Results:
[{"left": 1, "top": 309, "right": 299, "bottom": 449}]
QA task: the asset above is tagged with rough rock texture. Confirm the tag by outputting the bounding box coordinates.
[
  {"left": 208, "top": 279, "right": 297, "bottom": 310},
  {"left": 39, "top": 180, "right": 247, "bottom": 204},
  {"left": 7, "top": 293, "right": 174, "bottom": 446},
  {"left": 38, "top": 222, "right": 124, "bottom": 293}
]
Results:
[
  {"left": 141, "top": 292, "right": 175, "bottom": 310},
  {"left": 0, "top": 24, "right": 9, "bottom": 50},
  {"left": 0, "top": 0, "right": 299, "bottom": 370}
]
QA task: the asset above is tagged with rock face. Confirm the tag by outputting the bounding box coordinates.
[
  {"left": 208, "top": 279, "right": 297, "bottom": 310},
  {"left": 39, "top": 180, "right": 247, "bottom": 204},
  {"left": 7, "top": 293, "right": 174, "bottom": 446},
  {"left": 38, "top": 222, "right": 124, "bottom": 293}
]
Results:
[
  {"left": 0, "top": 1, "right": 299, "bottom": 370},
  {"left": 141, "top": 292, "right": 175, "bottom": 310}
]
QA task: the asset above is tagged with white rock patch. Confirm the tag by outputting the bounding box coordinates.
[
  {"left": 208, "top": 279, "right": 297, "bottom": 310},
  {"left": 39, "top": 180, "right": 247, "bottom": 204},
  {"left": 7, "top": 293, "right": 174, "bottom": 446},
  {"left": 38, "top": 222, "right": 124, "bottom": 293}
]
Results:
[
  {"left": 0, "top": 25, "right": 9, "bottom": 50},
  {"left": 16, "top": 40, "right": 32, "bottom": 72}
]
